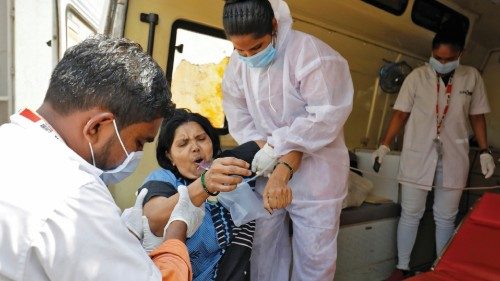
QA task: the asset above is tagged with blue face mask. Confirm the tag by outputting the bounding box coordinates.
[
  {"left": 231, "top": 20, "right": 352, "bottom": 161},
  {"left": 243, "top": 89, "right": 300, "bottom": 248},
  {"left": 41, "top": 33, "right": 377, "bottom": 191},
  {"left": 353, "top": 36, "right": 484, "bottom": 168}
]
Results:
[
  {"left": 429, "top": 56, "right": 460, "bottom": 74},
  {"left": 238, "top": 42, "right": 276, "bottom": 68},
  {"left": 89, "top": 119, "right": 143, "bottom": 185}
]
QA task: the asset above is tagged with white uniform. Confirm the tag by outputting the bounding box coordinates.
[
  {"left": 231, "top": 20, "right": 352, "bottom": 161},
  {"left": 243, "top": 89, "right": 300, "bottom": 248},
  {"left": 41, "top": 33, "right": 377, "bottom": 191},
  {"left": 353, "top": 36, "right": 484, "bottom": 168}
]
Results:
[
  {"left": 0, "top": 112, "right": 163, "bottom": 280},
  {"left": 395, "top": 64, "right": 490, "bottom": 190},
  {"left": 222, "top": 1, "right": 354, "bottom": 280},
  {"left": 394, "top": 64, "right": 490, "bottom": 269}
]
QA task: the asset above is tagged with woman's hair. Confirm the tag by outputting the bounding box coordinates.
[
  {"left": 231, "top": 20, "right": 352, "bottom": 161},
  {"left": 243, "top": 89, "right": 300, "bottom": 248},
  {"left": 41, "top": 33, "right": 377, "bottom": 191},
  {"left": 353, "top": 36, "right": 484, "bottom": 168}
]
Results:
[
  {"left": 156, "top": 108, "right": 221, "bottom": 172},
  {"left": 222, "top": 0, "right": 274, "bottom": 38},
  {"left": 432, "top": 20, "right": 466, "bottom": 52}
]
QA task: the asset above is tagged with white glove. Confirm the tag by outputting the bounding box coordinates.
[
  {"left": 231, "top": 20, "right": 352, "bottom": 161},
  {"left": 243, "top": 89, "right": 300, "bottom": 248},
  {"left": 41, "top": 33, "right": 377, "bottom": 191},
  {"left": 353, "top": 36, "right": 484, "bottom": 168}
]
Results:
[
  {"left": 372, "top": 145, "right": 390, "bottom": 164},
  {"left": 251, "top": 143, "right": 278, "bottom": 177},
  {"left": 480, "top": 153, "right": 496, "bottom": 179},
  {"left": 165, "top": 185, "right": 205, "bottom": 238},
  {"left": 121, "top": 188, "right": 148, "bottom": 240},
  {"left": 142, "top": 216, "right": 164, "bottom": 253}
]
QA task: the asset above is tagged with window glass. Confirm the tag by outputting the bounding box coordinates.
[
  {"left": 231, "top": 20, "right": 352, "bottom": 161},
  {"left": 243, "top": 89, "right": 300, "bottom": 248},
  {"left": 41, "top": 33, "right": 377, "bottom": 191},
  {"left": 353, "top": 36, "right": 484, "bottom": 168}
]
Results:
[
  {"left": 412, "top": 0, "right": 469, "bottom": 34},
  {"left": 66, "top": 10, "right": 96, "bottom": 49},
  {"left": 167, "top": 21, "right": 234, "bottom": 131},
  {"left": 362, "top": 0, "right": 408, "bottom": 15}
]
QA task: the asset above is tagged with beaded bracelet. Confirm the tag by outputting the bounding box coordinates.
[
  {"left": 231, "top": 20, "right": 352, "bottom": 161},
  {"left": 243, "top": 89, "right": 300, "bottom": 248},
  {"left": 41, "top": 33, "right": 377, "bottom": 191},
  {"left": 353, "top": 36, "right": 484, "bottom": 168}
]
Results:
[
  {"left": 201, "top": 170, "right": 219, "bottom": 196},
  {"left": 275, "top": 161, "right": 294, "bottom": 180}
]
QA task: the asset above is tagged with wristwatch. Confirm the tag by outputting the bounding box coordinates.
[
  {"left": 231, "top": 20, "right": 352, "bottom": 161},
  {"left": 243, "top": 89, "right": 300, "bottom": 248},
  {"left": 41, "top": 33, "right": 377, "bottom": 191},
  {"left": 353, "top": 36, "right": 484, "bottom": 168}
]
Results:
[{"left": 479, "top": 148, "right": 492, "bottom": 155}]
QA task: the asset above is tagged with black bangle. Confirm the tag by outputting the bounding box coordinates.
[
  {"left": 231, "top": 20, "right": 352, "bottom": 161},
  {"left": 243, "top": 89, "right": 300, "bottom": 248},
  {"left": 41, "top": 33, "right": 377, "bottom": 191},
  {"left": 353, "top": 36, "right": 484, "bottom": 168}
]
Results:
[
  {"left": 275, "top": 161, "right": 294, "bottom": 179},
  {"left": 201, "top": 171, "right": 219, "bottom": 196},
  {"left": 480, "top": 148, "right": 492, "bottom": 155}
]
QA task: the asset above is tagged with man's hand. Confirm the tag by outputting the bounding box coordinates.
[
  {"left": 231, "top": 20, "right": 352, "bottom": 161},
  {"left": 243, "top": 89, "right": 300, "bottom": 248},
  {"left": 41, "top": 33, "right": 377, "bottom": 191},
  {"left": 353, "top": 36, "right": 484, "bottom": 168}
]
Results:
[
  {"left": 142, "top": 216, "right": 164, "bottom": 252},
  {"left": 164, "top": 185, "right": 205, "bottom": 238},
  {"left": 121, "top": 188, "right": 148, "bottom": 240},
  {"left": 480, "top": 153, "right": 496, "bottom": 179},
  {"left": 252, "top": 143, "right": 279, "bottom": 177}
]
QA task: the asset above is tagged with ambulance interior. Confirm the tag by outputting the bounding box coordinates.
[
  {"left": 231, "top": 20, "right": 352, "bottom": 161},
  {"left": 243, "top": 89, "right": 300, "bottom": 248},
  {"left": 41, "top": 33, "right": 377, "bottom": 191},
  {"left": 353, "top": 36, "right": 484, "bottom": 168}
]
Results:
[
  {"left": 2, "top": 0, "right": 500, "bottom": 280},
  {"left": 103, "top": 1, "right": 500, "bottom": 279}
]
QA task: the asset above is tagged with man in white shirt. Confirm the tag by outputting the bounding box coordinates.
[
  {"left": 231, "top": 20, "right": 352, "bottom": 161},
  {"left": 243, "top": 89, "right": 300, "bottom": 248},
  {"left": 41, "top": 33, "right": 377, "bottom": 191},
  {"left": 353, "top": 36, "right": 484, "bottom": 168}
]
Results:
[{"left": 0, "top": 35, "right": 251, "bottom": 281}]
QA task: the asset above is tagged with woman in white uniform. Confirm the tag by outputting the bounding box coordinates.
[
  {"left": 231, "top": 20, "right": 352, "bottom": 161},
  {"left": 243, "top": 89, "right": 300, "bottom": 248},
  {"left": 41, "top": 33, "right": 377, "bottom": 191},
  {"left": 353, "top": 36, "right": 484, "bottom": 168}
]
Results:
[
  {"left": 373, "top": 24, "right": 496, "bottom": 280},
  {"left": 221, "top": 0, "right": 354, "bottom": 280}
]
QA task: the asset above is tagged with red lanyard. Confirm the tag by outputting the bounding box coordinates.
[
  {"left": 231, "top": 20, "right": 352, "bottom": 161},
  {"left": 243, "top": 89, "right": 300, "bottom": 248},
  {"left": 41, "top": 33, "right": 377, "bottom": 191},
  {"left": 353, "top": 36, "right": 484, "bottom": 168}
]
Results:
[{"left": 435, "top": 74, "right": 454, "bottom": 137}]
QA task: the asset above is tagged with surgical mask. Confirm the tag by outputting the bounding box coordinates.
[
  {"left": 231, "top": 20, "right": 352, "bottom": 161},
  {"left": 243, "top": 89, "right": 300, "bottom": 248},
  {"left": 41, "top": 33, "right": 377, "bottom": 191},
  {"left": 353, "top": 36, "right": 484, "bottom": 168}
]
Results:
[
  {"left": 89, "top": 119, "right": 143, "bottom": 185},
  {"left": 238, "top": 41, "right": 276, "bottom": 68},
  {"left": 429, "top": 56, "right": 459, "bottom": 74}
]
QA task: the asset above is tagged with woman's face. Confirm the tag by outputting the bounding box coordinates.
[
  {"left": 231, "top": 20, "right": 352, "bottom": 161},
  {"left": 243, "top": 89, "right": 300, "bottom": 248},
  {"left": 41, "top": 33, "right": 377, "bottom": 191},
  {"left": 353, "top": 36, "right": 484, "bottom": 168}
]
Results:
[
  {"left": 230, "top": 33, "right": 273, "bottom": 58},
  {"left": 167, "top": 121, "right": 213, "bottom": 179}
]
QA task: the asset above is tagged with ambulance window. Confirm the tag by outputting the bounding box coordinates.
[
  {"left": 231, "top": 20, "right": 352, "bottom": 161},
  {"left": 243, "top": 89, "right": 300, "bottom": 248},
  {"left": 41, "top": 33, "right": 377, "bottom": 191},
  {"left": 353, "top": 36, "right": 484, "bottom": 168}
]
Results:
[
  {"left": 412, "top": 0, "right": 469, "bottom": 34},
  {"left": 66, "top": 9, "right": 96, "bottom": 49},
  {"left": 166, "top": 20, "right": 234, "bottom": 134},
  {"left": 362, "top": 0, "right": 408, "bottom": 15}
]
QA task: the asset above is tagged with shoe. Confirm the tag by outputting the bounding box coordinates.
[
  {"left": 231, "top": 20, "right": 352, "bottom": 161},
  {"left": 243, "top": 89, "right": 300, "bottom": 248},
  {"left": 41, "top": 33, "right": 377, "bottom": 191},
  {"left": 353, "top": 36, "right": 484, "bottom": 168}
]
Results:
[{"left": 386, "top": 269, "right": 414, "bottom": 281}]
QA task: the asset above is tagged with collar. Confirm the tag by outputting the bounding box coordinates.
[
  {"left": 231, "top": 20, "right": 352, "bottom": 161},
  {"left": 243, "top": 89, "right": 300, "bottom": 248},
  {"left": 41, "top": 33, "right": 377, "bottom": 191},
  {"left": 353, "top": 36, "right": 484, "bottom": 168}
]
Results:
[{"left": 10, "top": 108, "right": 103, "bottom": 179}]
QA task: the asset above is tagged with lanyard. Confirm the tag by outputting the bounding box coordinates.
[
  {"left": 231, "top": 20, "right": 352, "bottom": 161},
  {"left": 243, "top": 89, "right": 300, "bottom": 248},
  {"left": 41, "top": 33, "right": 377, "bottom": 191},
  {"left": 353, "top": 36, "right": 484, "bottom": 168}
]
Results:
[
  {"left": 17, "top": 108, "right": 64, "bottom": 142},
  {"left": 435, "top": 73, "right": 454, "bottom": 137}
]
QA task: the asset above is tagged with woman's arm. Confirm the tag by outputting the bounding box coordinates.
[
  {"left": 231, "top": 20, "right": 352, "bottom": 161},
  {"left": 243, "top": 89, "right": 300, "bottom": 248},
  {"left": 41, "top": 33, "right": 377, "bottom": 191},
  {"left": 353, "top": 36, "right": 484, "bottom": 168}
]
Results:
[
  {"left": 144, "top": 157, "right": 251, "bottom": 236},
  {"left": 263, "top": 150, "right": 302, "bottom": 213}
]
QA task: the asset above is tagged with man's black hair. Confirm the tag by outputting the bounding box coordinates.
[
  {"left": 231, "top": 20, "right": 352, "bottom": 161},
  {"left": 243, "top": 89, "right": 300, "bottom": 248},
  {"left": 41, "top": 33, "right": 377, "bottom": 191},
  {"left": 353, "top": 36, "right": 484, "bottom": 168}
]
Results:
[
  {"left": 223, "top": 0, "right": 274, "bottom": 38},
  {"left": 44, "top": 34, "right": 175, "bottom": 128}
]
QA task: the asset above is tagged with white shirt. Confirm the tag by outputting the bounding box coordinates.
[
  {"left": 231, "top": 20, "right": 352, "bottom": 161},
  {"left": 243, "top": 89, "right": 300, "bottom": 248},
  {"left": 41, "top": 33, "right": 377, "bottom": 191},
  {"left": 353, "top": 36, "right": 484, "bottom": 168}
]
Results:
[
  {"left": 0, "top": 111, "right": 163, "bottom": 280},
  {"left": 395, "top": 64, "right": 490, "bottom": 189}
]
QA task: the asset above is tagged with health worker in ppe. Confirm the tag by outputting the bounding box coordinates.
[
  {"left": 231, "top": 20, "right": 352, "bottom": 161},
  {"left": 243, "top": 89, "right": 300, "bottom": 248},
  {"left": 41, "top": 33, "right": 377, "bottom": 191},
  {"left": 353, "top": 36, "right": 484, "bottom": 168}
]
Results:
[
  {"left": 221, "top": 0, "right": 354, "bottom": 280},
  {"left": 373, "top": 23, "right": 495, "bottom": 281},
  {"left": 0, "top": 35, "right": 250, "bottom": 281}
]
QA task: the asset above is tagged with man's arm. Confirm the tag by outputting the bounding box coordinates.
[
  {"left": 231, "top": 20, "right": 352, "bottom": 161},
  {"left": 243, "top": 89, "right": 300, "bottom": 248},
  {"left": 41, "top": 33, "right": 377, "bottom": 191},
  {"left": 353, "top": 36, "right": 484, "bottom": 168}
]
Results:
[{"left": 149, "top": 221, "right": 192, "bottom": 281}]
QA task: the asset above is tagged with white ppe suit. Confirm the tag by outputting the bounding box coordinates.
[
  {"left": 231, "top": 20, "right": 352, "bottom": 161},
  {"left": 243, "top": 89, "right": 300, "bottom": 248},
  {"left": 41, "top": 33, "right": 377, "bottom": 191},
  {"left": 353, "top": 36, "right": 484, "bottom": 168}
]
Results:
[
  {"left": 0, "top": 112, "right": 168, "bottom": 280},
  {"left": 222, "top": 1, "right": 354, "bottom": 280}
]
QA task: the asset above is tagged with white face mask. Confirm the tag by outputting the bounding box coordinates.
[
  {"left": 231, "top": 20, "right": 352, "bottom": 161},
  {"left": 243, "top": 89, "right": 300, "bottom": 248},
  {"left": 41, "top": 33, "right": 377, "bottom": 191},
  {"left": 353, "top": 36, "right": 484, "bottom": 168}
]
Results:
[
  {"left": 89, "top": 119, "right": 143, "bottom": 185},
  {"left": 429, "top": 56, "right": 460, "bottom": 74}
]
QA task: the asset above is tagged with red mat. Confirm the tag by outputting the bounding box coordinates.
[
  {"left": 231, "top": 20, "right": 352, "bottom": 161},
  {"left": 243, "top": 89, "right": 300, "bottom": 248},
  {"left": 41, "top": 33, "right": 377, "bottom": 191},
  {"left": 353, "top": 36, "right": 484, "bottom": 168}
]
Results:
[{"left": 408, "top": 192, "right": 500, "bottom": 281}]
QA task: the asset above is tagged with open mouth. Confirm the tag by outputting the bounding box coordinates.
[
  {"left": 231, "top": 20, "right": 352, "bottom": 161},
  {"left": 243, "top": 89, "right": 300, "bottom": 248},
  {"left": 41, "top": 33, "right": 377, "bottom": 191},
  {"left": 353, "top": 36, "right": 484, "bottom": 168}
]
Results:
[
  {"left": 195, "top": 157, "right": 212, "bottom": 171},
  {"left": 194, "top": 157, "right": 203, "bottom": 164}
]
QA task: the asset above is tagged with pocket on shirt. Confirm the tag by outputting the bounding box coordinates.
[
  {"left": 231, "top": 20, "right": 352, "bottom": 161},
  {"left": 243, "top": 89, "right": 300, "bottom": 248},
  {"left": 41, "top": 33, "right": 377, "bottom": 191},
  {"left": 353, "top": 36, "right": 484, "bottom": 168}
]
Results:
[{"left": 400, "top": 149, "right": 425, "bottom": 181}]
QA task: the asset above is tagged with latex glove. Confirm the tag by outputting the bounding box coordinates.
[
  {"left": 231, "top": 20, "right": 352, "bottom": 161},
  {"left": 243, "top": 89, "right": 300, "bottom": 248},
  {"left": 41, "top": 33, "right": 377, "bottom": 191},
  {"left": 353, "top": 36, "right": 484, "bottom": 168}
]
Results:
[
  {"left": 372, "top": 145, "right": 390, "bottom": 164},
  {"left": 251, "top": 143, "right": 278, "bottom": 177},
  {"left": 142, "top": 216, "right": 164, "bottom": 253},
  {"left": 165, "top": 185, "right": 205, "bottom": 238},
  {"left": 480, "top": 153, "right": 495, "bottom": 179},
  {"left": 121, "top": 188, "right": 148, "bottom": 240}
]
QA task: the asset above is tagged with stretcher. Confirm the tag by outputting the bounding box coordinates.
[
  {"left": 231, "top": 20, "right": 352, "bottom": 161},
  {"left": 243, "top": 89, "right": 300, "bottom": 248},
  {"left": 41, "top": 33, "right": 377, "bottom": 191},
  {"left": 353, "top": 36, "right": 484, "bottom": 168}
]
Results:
[{"left": 408, "top": 192, "right": 500, "bottom": 281}]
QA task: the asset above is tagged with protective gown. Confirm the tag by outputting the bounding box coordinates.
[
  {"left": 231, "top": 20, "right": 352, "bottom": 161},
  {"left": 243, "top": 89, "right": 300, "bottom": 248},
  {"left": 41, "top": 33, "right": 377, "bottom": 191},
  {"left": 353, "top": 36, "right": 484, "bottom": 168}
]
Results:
[{"left": 221, "top": 1, "right": 354, "bottom": 280}]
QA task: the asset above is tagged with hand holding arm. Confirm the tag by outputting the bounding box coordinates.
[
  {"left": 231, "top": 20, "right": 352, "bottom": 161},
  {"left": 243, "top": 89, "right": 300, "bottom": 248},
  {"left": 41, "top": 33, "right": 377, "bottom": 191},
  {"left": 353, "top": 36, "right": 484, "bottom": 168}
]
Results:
[
  {"left": 251, "top": 143, "right": 279, "bottom": 177},
  {"left": 263, "top": 151, "right": 302, "bottom": 213},
  {"left": 121, "top": 188, "right": 149, "bottom": 240}
]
